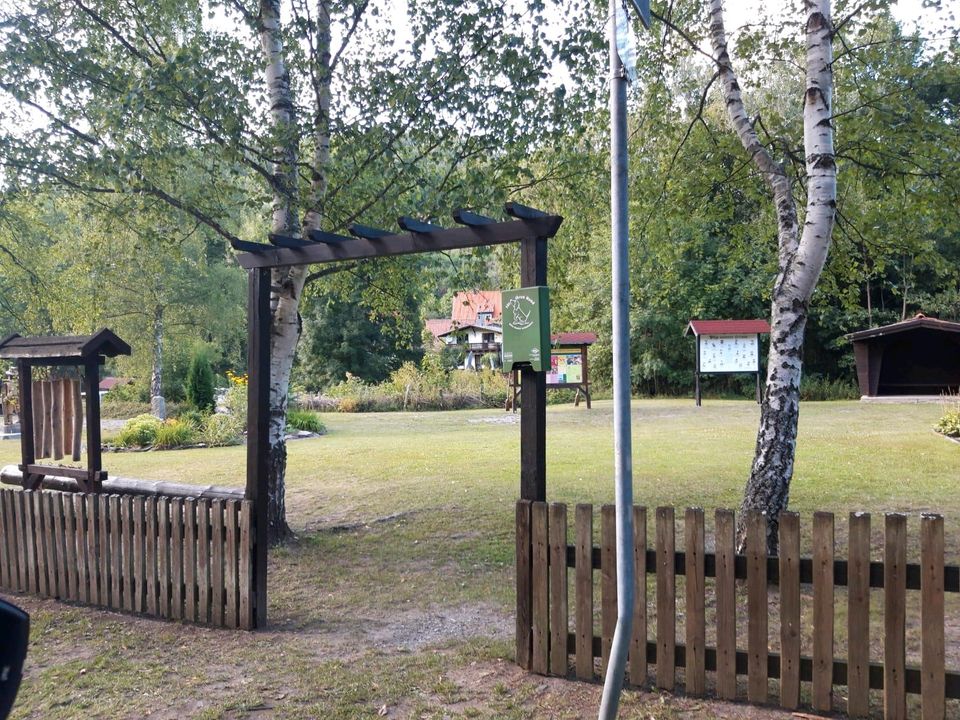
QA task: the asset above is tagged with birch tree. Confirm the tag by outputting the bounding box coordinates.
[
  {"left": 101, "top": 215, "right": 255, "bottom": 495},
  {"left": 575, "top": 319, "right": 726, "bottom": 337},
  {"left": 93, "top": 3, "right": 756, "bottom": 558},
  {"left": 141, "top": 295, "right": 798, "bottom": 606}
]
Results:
[{"left": 707, "top": 0, "right": 836, "bottom": 552}]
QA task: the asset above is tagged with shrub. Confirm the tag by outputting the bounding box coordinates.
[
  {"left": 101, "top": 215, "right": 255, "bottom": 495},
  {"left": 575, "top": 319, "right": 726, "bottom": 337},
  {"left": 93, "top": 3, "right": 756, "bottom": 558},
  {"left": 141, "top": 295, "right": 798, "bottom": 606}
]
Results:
[
  {"left": 201, "top": 413, "right": 244, "bottom": 446},
  {"left": 176, "top": 408, "right": 208, "bottom": 430},
  {"left": 114, "top": 414, "right": 164, "bottom": 448},
  {"left": 935, "top": 408, "right": 960, "bottom": 438},
  {"left": 799, "top": 375, "right": 860, "bottom": 401},
  {"left": 337, "top": 396, "right": 360, "bottom": 413},
  {"left": 287, "top": 408, "right": 326, "bottom": 433},
  {"left": 153, "top": 419, "right": 197, "bottom": 449},
  {"left": 186, "top": 349, "right": 216, "bottom": 412}
]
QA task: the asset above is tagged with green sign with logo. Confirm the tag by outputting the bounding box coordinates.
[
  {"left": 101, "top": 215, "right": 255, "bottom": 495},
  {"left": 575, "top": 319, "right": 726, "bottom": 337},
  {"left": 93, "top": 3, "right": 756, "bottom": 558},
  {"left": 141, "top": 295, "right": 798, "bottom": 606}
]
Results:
[{"left": 502, "top": 286, "right": 551, "bottom": 372}]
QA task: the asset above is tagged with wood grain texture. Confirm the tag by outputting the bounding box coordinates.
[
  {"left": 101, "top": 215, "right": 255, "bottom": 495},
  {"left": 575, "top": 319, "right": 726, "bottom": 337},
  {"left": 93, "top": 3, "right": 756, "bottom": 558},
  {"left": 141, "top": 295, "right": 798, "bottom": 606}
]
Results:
[
  {"left": 211, "top": 499, "right": 224, "bottom": 626},
  {"left": 920, "top": 514, "right": 945, "bottom": 720},
  {"left": 132, "top": 496, "right": 144, "bottom": 613},
  {"left": 109, "top": 495, "right": 121, "bottom": 609},
  {"left": 812, "top": 512, "right": 835, "bottom": 712},
  {"left": 515, "top": 500, "right": 532, "bottom": 670},
  {"left": 224, "top": 500, "right": 239, "bottom": 629},
  {"left": 121, "top": 496, "right": 134, "bottom": 612},
  {"left": 197, "top": 499, "right": 211, "bottom": 625},
  {"left": 884, "top": 513, "right": 907, "bottom": 720},
  {"left": 574, "top": 504, "right": 594, "bottom": 681},
  {"left": 63, "top": 492, "right": 78, "bottom": 601},
  {"left": 184, "top": 498, "right": 196, "bottom": 623},
  {"left": 778, "top": 511, "right": 801, "bottom": 710},
  {"left": 629, "top": 506, "right": 647, "bottom": 687},
  {"left": 655, "top": 506, "right": 675, "bottom": 691},
  {"left": 746, "top": 511, "right": 768, "bottom": 704},
  {"left": 600, "top": 504, "right": 617, "bottom": 677},
  {"left": 145, "top": 497, "right": 157, "bottom": 615},
  {"left": 158, "top": 497, "right": 170, "bottom": 617},
  {"left": 715, "top": 509, "right": 737, "bottom": 700},
  {"left": 847, "top": 512, "right": 871, "bottom": 717},
  {"left": 239, "top": 500, "right": 253, "bottom": 630},
  {"left": 171, "top": 499, "right": 184, "bottom": 620},
  {"left": 87, "top": 493, "right": 101, "bottom": 605},
  {"left": 548, "top": 503, "right": 569, "bottom": 676},
  {"left": 684, "top": 508, "right": 705, "bottom": 696}
]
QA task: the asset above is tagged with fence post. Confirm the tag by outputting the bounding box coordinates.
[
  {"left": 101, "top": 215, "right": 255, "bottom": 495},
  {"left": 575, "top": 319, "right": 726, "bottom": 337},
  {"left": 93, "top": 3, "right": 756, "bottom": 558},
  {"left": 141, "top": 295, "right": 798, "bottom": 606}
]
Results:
[
  {"left": 921, "top": 514, "right": 945, "bottom": 720},
  {"left": 884, "top": 513, "right": 907, "bottom": 720}
]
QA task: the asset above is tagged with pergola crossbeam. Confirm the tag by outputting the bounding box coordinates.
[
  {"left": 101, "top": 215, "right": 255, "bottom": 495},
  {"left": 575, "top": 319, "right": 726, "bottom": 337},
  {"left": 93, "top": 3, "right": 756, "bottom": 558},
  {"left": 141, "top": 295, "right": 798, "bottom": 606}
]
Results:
[
  {"left": 453, "top": 209, "right": 496, "bottom": 227},
  {"left": 398, "top": 216, "right": 444, "bottom": 233},
  {"left": 348, "top": 223, "right": 393, "bottom": 240}
]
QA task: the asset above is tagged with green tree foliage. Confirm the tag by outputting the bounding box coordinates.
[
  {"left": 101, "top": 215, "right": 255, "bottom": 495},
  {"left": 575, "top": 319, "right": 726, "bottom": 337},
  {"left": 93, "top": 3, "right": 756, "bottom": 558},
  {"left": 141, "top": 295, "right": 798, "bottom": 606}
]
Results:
[{"left": 185, "top": 348, "right": 215, "bottom": 413}]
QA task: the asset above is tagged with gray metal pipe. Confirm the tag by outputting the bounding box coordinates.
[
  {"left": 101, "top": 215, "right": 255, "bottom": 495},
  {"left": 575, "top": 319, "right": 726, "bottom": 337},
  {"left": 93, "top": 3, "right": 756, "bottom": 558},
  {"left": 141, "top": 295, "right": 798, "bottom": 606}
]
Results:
[{"left": 598, "top": 0, "right": 636, "bottom": 717}]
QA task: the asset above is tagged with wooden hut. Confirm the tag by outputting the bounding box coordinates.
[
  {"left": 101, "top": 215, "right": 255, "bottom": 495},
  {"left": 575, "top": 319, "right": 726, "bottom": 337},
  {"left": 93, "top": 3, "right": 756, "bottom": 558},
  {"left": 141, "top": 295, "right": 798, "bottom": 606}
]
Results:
[{"left": 845, "top": 314, "right": 960, "bottom": 397}]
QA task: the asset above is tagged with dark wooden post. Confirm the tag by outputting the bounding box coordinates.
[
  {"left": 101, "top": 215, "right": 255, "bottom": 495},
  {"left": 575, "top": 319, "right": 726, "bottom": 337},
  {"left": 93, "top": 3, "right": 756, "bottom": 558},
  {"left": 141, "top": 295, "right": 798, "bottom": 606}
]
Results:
[
  {"left": 581, "top": 344, "right": 591, "bottom": 409},
  {"left": 755, "top": 332, "right": 762, "bottom": 404},
  {"left": 245, "top": 267, "right": 271, "bottom": 628},
  {"left": 695, "top": 336, "right": 702, "bottom": 407},
  {"left": 519, "top": 235, "right": 547, "bottom": 502},
  {"left": 83, "top": 356, "right": 102, "bottom": 492},
  {"left": 16, "top": 361, "right": 40, "bottom": 490}
]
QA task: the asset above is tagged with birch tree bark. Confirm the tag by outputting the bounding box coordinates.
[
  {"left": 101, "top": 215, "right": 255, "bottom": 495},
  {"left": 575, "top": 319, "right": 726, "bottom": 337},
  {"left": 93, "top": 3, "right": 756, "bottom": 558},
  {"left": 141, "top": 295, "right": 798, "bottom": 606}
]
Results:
[
  {"left": 708, "top": 0, "right": 837, "bottom": 553},
  {"left": 150, "top": 304, "right": 165, "bottom": 419},
  {"left": 258, "top": 0, "right": 307, "bottom": 542}
]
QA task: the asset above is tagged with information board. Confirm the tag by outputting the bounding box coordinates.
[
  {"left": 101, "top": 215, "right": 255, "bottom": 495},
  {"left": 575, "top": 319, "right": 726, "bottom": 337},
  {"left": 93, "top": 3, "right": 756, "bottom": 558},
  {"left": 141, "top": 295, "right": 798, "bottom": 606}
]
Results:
[
  {"left": 699, "top": 334, "right": 758, "bottom": 373},
  {"left": 547, "top": 352, "right": 583, "bottom": 385}
]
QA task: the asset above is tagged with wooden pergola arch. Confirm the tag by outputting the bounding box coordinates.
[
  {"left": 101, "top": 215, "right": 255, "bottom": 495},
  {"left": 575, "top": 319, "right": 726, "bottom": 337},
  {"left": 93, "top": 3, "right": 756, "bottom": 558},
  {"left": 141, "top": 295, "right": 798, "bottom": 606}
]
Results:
[{"left": 232, "top": 202, "right": 562, "bottom": 627}]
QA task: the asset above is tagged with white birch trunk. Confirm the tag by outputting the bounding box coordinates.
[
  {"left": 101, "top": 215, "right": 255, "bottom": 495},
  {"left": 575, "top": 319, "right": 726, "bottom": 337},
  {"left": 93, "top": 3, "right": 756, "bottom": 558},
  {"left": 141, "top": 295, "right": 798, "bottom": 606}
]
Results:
[
  {"left": 258, "top": 0, "right": 307, "bottom": 541},
  {"left": 150, "top": 304, "right": 166, "bottom": 419},
  {"left": 709, "top": 0, "right": 836, "bottom": 553}
]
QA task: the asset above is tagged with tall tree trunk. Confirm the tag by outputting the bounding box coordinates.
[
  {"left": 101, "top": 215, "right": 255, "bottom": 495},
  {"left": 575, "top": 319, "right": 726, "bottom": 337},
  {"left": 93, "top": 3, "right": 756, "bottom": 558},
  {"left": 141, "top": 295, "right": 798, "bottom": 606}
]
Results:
[
  {"left": 150, "top": 304, "right": 165, "bottom": 419},
  {"left": 709, "top": 0, "right": 836, "bottom": 554},
  {"left": 258, "top": 0, "right": 305, "bottom": 542}
]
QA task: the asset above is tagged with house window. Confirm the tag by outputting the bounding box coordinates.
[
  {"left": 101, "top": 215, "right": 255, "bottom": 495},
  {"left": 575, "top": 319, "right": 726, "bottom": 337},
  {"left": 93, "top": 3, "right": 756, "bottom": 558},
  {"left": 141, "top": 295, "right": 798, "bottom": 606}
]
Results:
[
  {"left": 477, "top": 312, "right": 492, "bottom": 325},
  {"left": 482, "top": 332, "right": 495, "bottom": 344}
]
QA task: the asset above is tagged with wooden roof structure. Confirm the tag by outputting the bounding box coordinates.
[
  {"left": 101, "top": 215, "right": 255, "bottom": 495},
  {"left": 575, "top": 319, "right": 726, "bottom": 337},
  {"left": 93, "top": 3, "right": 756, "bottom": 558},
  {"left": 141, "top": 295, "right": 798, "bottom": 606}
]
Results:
[
  {"left": 684, "top": 319, "right": 771, "bottom": 336},
  {"left": 0, "top": 329, "right": 130, "bottom": 363},
  {"left": 845, "top": 314, "right": 960, "bottom": 397}
]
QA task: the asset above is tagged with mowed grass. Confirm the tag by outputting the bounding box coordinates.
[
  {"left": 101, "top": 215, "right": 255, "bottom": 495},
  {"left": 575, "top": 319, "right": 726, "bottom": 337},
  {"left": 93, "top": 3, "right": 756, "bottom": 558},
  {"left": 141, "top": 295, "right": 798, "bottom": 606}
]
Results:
[{"left": 0, "top": 398, "right": 956, "bottom": 719}]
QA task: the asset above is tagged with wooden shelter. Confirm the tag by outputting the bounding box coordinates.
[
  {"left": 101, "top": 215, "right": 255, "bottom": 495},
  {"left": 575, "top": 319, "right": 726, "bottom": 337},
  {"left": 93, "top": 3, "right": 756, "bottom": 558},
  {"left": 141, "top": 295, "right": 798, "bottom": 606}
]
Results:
[
  {"left": 232, "top": 203, "right": 561, "bottom": 628},
  {"left": 846, "top": 314, "right": 960, "bottom": 397},
  {"left": 0, "top": 329, "right": 130, "bottom": 492}
]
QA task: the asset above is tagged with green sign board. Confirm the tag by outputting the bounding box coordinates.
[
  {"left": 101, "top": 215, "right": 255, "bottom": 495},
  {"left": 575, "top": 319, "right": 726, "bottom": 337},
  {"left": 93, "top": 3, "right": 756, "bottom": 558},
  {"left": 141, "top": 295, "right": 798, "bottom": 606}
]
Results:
[{"left": 502, "top": 286, "right": 551, "bottom": 372}]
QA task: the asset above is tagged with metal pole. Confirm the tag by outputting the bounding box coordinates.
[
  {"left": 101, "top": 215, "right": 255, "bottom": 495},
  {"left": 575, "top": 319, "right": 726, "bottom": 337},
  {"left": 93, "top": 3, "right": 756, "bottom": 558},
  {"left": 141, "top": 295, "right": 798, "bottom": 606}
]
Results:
[{"left": 599, "top": 0, "right": 635, "bottom": 716}]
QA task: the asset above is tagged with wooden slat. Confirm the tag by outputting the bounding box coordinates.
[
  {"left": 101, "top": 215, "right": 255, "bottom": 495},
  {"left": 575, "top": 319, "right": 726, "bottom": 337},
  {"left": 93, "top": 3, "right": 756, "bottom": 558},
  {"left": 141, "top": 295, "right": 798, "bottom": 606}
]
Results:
[
  {"left": 629, "top": 506, "right": 647, "bottom": 686},
  {"left": 812, "top": 511, "right": 835, "bottom": 712},
  {"left": 87, "top": 493, "right": 101, "bottom": 605},
  {"left": 171, "top": 498, "right": 184, "bottom": 620},
  {"left": 41, "top": 380, "right": 52, "bottom": 459},
  {"left": 548, "top": 503, "right": 569, "bottom": 676},
  {"left": 31, "top": 380, "right": 43, "bottom": 459},
  {"left": 847, "top": 512, "right": 871, "bottom": 717},
  {"left": 600, "top": 504, "right": 616, "bottom": 677},
  {"left": 211, "top": 499, "right": 225, "bottom": 626},
  {"left": 121, "top": 496, "right": 134, "bottom": 612},
  {"left": 197, "top": 499, "right": 211, "bottom": 624},
  {"left": 685, "top": 508, "right": 706, "bottom": 695},
  {"left": 224, "top": 500, "right": 239, "bottom": 629},
  {"left": 779, "top": 511, "right": 801, "bottom": 710},
  {"left": 0, "top": 490, "right": 21, "bottom": 592},
  {"left": 62, "top": 378, "right": 74, "bottom": 461},
  {"left": 51, "top": 378, "right": 63, "bottom": 460},
  {"left": 515, "top": 500, "right": 532, "bottom": 670},
  {"left": 33, "top": 491, "right": 49, "bottom": 596},
  {"left": 13, "top": 492, "right": 32, "bottom": 592},
  {"left": 109, "top": 495, "right": 122, "bottom": 609},
  {"left": 132, "top": 496, "right": 144, "bottom": 613},
  {"left": 239, "top": 501, "right": 252, "bottom": 630},
  {"left": 72, "top": 379, "right": 83, "bottom": 461},
  {"left": 145, "top": 497, "right": 158, "bottom": 615},
  {"left": 715, "top": 509, "right": 737, "bottom": 700},
  {"left": 73, "top": 494, "right": 88, "bottom": 603},
  {"left": 746, "top": 511, "right": 768, "bottom": 704},
  {"left": 98, "top": 494, "right": 110, "bottom": 606},
  {"left": 45, "top": 492, "right": 60, "bottom": 597},
  {"left": 575, "top": 504, "right": 593, "bottom": 680},
  {"left": 531, "top": 502, "right": 549, "bottom": 673},
  {"left": 184, "top": 498, "right": 197, "bottom": 622},
  {"left": 158, "top": 497, "right": 170, "bottom": 617},
  {"left": 0, "top": 491, "right": 10, "bottom": 589},
  {"left": 656, "top": 506, "right": 675, "bottom": 690},
  {"left": 63, "top": 492, "right": 78, "bottom": 600},
  {"left": 884, "top": 513, "right": 907, "bottom": 720},
  {"left": 920, "top": 514, "right": 945, "bottom": 720}
]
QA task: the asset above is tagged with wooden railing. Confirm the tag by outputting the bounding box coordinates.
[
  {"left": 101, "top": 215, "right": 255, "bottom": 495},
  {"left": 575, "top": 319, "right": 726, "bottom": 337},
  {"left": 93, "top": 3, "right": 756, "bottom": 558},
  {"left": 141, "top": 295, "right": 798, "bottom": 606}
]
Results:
[
  {"left": 516, "top": 501, "right": 958, "bottom": 719},
  {"left": 0, "top": 488, "right": 255, "bottom": 628}
]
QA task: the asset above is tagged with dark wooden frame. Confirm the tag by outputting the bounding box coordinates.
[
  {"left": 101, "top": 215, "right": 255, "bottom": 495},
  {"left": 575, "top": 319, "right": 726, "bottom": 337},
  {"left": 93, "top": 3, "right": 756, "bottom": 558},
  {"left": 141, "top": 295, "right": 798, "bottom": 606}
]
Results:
[
  {"left": 508, "top": 342, "right": 593, "bottom": 411},
  {"left": 0, "top": 330, "right": 130, "bottom": 492},
  {"left": 235, "top": 203, "right": 561, "bottom": 628}
]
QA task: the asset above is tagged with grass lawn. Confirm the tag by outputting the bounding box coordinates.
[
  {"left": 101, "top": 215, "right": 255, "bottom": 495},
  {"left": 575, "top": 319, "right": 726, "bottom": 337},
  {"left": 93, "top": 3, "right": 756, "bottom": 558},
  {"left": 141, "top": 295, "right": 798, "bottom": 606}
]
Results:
[{"left": 0, "top": 399, "right": 956, "bottom": 719}]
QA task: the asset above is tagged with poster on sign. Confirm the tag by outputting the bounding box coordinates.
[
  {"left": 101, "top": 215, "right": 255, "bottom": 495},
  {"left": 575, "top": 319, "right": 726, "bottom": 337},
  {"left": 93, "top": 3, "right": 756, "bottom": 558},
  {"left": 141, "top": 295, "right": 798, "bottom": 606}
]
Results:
[
  {"left": 699, "top": 334, "right": 758, "bottom": 373},
  {"left": 547, "top": 353, "right": 583, "bottom": 385}
]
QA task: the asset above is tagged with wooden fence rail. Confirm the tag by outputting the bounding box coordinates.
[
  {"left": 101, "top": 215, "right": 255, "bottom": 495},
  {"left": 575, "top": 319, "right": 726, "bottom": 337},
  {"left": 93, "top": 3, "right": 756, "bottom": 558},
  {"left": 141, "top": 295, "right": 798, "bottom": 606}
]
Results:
[
  {"left": 0, "top": 488, "right": 255, "bottom": 629},
  {"left": 516, "top": 501, "right": 957, "bottom": 719}
]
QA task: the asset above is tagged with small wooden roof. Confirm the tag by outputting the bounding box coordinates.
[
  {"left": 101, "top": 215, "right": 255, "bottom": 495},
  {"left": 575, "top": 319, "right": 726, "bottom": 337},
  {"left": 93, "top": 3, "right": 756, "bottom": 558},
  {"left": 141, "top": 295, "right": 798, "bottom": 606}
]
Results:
[
  {"left": 685, "top": 319, "right": 771, "bottom": 337},
  {"left": 0, "top": 329, "right": 131, "bottom": 361},
  {"left": 552, "top": 332, "right": 597, "bottom": 346},
  {"left": 845, "top": 314, "right": 960, "bottom": 342}
]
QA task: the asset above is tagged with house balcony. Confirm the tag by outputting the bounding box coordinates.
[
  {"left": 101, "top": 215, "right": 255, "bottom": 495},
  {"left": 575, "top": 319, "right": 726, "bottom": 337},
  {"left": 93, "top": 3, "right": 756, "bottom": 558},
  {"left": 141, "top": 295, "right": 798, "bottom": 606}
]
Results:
[{"left": 464, "top": 342, "right": 501, "bottom": 354}]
